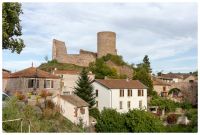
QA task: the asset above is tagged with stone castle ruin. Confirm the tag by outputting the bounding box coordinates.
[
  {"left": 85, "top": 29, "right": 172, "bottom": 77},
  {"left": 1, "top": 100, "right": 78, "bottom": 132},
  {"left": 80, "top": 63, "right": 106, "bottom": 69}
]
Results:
[{"left": 52, "top": 31, "right": 117, "bottom": 67}]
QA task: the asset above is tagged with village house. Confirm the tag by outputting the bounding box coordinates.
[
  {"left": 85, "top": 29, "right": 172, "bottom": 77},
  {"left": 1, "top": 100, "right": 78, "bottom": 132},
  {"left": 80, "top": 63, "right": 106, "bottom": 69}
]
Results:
[
  {"left": 157, "top": 73, "right": 197, "bottom": 83},
  {"left": 92, "top": 79, "right": 148, "bottom": 113},
  {"left": 52, "top": 69, "right": 95, "bottom": 95},
  {"left": 2, "top": 69, "right": 11, "bottom": 92},
  {"left": 5, "top": 66, "right": 60, "bottom": 95},
  {"left": 53, "top": 94, "right": 89, "bottom": 127},
  {"left": 152, "top": 77, "right": 171, "bottom": 97}
]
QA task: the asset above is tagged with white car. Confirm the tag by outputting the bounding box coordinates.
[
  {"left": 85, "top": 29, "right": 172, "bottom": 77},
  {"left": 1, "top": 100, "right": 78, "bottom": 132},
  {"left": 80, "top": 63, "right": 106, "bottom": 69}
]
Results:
[{"left": 2, "top": 92, "right": 10, "bottom": 108}]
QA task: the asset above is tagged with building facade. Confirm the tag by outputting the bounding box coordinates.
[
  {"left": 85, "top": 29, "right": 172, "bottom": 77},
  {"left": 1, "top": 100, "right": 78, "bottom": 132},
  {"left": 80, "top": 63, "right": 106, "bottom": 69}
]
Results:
[
  {"left": 5, "top": 67, "right": 60, "bottom": 95},
  {"left": 53, "top": 94, "right": 89, "bottom": 127},
  {"left": 92, "top": 79, "right": 148, "bottom": 113}
]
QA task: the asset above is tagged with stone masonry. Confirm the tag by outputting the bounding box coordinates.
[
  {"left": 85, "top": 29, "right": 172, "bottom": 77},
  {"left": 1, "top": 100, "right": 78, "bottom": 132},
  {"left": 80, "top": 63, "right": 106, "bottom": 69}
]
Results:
[{"left": 52, "top": 31, "right": 117, "bottom": 67}]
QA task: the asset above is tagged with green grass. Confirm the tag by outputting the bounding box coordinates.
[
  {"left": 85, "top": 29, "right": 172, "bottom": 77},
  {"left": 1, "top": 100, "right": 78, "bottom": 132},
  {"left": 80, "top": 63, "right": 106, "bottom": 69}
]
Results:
[{"left": 38, "top": 60, "right": 84, "bottom": 72}]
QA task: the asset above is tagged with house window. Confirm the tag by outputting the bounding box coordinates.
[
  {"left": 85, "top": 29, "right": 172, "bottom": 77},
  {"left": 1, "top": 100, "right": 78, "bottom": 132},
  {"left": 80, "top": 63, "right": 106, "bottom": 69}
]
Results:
[
  {"left": 51, "top": 80, "right": 54, "bottom": 88},
  {"left": 74, "top": 108, "right": 78, "bottom": 117},
  {"left": 80, "top": 107, "right": 85, "bottom": 114},
  {"left": 96, "top": 101, "right": 98, "bottom": 107},
  {"left": 127, "top": 101, "right": 131, "bottom": 109},
  {"left": 119, "top": 89, "right": 124, "bottom": 97},
  {"left": 128, "top": 89, "right": 132, "bottom": 97},
  {"left": 96, "top": 90, "right": 98, "bottom": 97},
  {"left": 139, "top": 100, "right": 142, "bottom": 109},
  {"left": 28, "top": 79, "right": 34, "bottom": 88},
  {"left": 37, "top": 80, "right": 39, "bottom": 88},
  {"left": 44, "top": 80, "right": 53, "bottom": 88},
  {"left": 138, "top": 89, "right": 144, "bottom": 96},
  {"left": 119, "top": 101, "right": 123, "bottom": 109},
  {"left": 163, "top": 86, "right": 166, "bottom": 92},
  {"left": 189, "top": 80, "right": 194, "bottom": 83}
]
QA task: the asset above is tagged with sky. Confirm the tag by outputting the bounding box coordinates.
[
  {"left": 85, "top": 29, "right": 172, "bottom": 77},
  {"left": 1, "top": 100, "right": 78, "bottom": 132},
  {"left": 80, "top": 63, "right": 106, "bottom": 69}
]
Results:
[{"left": 2, "top": 3, "right": 198, "bottom": 74}]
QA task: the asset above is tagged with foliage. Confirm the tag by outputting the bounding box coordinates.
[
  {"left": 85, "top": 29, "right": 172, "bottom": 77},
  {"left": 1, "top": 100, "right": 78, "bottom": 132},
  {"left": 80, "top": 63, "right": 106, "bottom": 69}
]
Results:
[
  {"left": 89, "top": 54, "right": 130, "bottom": 79},
  {"left": 89, "top": 108, "right": 100, "bottom": 120},
  {"left": 74, "top": 68, "right": 96, "bottom": 108},
  {"left": 179, "top": 101, "right": 192, "bottom": 110},
  {"left": 133, "top": 65, "right": 153, "bottom": 96},
  {"left": 39, "top": 90, "right": 52, "bottom": 98},
  {"left": 38, "top": 59, "right": 83, "bottom": 72},
  {"left": 150, "top": 96, "right": 179, "bottom": 112},
  {"left": 125, "top": 109, "right": 164, "bottom": 132},
  {"left": 89, "top": 58, "right": 118, "bottom": 79},
  {"left": 15, "top": 91, "right": 26, "bottom": 100},
  {"left": 168, "top": 88, "right": 181, "bottom": 95},
  {"left": 3, "top": 2, "right": 25, "bottom": 54},
  {"left": 185, "top": 109, "right": 198, "bottom": 132},
  {"left": 3, "top": 97, "right": 82, "bottom": 132},
  {"left": 165, "top": 124, "right": 196, "bottom": 132},
  {"left": 95, "top": 108, "right": 164, "bottom": 132},
  {"left": 143, "top": 55, "right": 152, "bottom": 73},
  {"left": 95, "top": 108, "right": 127, "bottom": 132},
  {"left": 167, "top": 114, "right": 178, "bottom": 124},
  {"left": 102, "top": 54, "right": 127, "bottom": 66}
]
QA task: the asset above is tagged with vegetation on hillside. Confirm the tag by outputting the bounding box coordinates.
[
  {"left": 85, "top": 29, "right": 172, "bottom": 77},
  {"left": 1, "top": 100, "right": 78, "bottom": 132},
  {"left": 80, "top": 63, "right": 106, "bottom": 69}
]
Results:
[
  {"left": 3, "top": 2, "right": 25, "bottom": 53},
  {"left": 133, "top": 55, "right": 153, "bottom": 95},
  {"left": 89, "top": 54, "right": 129, "bottom": 79},
  {"left": 3, "top": 97, "right": 82, "bottom": 132},
  {"left": 38, "top": 60, "right": 83, "bottom": 72}
]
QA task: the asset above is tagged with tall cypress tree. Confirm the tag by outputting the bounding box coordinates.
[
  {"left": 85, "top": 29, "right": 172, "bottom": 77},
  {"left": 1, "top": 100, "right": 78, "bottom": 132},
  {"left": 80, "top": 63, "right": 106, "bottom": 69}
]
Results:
[
  {"left": 74, "top": 68, "right": 95, "bottom": 108},
  {"left": 143, "top": 55, "right": 152, "bottom": 73}
]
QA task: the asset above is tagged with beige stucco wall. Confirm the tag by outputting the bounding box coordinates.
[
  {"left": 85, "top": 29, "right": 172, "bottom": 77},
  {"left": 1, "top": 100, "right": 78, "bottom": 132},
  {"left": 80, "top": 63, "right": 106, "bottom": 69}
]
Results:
[
  {"left": 153, "top": 85, "right": 170, "bottom": 96},
  {"left": 57, "top": 73, "right": 95, "bottom": 95},
  {"left": 6, "top": 78, "right": 60, "bottom": 95}
]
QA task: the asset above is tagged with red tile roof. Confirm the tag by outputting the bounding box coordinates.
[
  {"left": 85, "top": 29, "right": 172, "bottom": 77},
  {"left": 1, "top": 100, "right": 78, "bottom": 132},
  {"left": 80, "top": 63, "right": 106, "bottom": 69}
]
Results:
[
  {"left": 10, "top": 67, "right": 59, "bottom": 79},
  {"left": 95, "top": 79, "right": 148, "bottom": 89},
  {"left": 60, "top": 95, "right": 89, "bottom": 107},
  {"left": 152, "top": 77, "right": 171, "bottom": 86},
  {"left": 3, "top": 71, "right": 11, "bottom": 79}
]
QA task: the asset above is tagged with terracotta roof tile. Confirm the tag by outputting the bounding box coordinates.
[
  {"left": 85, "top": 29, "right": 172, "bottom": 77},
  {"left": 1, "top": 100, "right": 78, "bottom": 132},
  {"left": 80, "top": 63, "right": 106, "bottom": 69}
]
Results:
[
  {"left": 3, "top": 71, "right": 11, "bottom": 79},
  {"left": 10, "top": 67, "right": 59, "bottom": 79},
  {"left": 60, "top": 95, "right": 89, "bottom": 107},
  {"left": 152, "top": 77, "right": 171, "bottom": 86},
  {"left": 95, "top": 79, "right": 148, "bottom": 89}
]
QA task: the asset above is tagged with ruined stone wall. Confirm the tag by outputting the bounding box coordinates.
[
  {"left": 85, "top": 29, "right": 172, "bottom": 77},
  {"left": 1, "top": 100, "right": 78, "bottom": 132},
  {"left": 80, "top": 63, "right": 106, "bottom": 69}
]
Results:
[
  {"left": 52, "top": 39, "right": 97, "bottom": 67},
  {"left": 97, "top": 31, "right": 117, "bottom": 58}
]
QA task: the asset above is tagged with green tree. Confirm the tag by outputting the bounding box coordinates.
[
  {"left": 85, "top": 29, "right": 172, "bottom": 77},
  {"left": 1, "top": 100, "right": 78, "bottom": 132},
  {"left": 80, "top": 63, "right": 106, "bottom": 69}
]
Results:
[
  {"left": 74, "top": 68, "right": 96, "bottom": 108},
  {"left": 125, "top": 109, "right": 164, "bottom": 132},
  {"left": 95, "top": 108, "right": 127, "bottom": 132},
  {"left": 133, "top": 66, "right": 153, "bottom": 96},
  {"left": 3, "top": 2, "right": 25, "bottom": 54},
  {"left": 143, "top": 55, "right": 152, "bottom": 73}
]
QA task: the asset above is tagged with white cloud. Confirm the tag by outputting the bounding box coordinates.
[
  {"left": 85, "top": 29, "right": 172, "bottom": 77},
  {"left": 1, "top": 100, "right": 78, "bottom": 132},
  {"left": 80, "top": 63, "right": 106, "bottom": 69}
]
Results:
[{"left": 3, "top": 3, "right": 197, "bottom": 73}]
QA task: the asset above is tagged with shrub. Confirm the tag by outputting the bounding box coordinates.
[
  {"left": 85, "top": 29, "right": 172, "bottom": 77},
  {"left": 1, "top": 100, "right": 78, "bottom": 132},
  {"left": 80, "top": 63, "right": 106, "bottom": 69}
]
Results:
[
  {"left": 89, "top": 108, "right": 100, "bottom": 119},
  {"left": 46, "top": 100, "right": 55, "bottom": 109},
  {"left": 15, "top": 91, "right": 26, "bottom": 101},
  {"left": 95, "top": 108, "right": 127, "bottom": 132},
  {"left": 167, "top": 114, "right": 177, "bottom": 124}
]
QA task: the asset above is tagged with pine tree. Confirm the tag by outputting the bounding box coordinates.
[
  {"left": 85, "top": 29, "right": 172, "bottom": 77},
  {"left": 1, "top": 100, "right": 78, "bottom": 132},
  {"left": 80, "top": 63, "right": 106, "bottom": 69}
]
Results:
[
  {"left": 74, "top": 68, "right": 96, "bottom": 108},
  {"left": 143, "top": 55, "right": 152, "bottom": 73}
]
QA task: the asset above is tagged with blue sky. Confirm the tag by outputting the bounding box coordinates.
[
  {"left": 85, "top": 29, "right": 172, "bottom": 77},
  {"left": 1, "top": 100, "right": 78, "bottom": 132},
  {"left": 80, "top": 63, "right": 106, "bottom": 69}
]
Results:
[{"left": 2, "top": 3, "right": 197, "bottom": 74}]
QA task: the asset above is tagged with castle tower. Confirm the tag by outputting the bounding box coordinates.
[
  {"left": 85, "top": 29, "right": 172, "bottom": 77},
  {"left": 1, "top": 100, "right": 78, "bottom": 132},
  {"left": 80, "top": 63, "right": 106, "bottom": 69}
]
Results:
[
  {"left": 97, "top": 31, "right": 117, "bottom": 58},
  {"left": 52, "top": 39, "right": 67, "bottom": 60}
]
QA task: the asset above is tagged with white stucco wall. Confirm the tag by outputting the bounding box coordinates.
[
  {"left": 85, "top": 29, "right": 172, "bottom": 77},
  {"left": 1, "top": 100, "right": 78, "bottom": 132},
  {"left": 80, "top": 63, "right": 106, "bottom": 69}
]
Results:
[
  {"left": 52, "top": 96, "right": 89, "bottom": 127},
  {"left": 111, "top": 88, "right": 147, "bottom": 113},
  {"left": 93, "top": 82, "right": 147, "bottom": 113},
  {"left": 92, "top": 82, "right": 111, "bottom": 112}
]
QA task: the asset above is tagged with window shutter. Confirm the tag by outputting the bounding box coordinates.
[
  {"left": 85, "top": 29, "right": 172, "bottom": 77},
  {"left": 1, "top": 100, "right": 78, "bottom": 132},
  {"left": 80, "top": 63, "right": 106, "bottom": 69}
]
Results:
[{"left": 51, "top": 80, "right": 54, "bottom": 88}]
